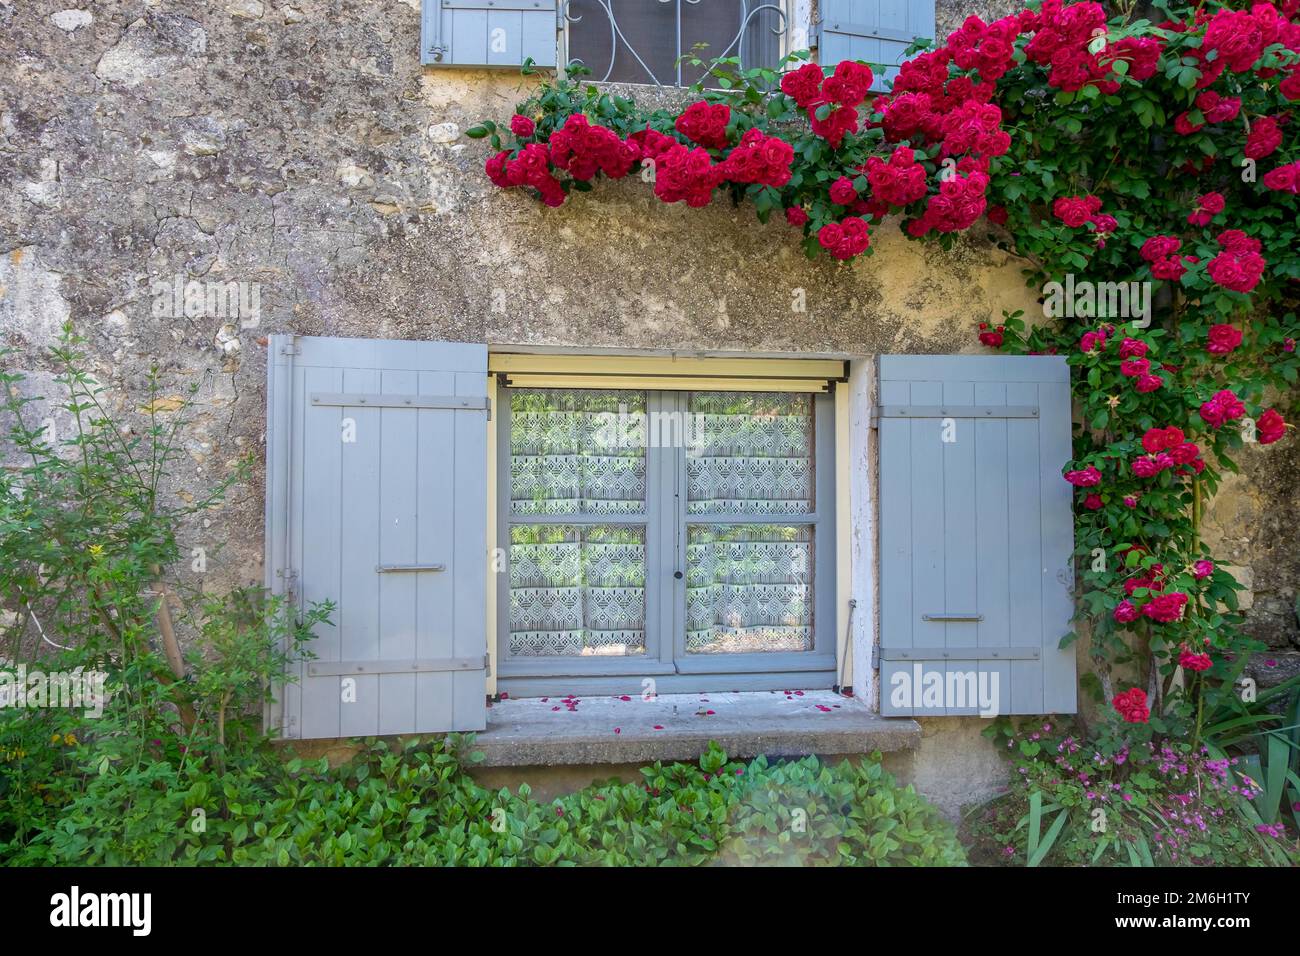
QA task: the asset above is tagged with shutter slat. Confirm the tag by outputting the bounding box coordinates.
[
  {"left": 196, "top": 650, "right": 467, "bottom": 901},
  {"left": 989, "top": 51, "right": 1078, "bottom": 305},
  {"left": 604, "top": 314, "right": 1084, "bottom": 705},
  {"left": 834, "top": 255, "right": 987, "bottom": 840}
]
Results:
[{"left": 878, "top": 356, "right": 1076, "bottom": 717}]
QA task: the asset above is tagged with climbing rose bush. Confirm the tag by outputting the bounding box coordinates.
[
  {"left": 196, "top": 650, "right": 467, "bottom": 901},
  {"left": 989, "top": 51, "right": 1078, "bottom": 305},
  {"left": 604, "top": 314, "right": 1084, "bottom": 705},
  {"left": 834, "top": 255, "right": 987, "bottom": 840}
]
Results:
[{"left": 472, "top": 0, "right": 1299, "bottom": 737}]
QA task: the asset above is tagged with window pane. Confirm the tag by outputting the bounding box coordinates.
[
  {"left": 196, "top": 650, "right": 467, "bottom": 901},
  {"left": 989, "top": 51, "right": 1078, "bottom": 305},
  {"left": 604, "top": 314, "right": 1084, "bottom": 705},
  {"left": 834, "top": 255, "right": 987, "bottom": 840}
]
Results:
[
  {"left": 566, "top": 0, "right": 782, "bottom": 87},
  {"left": 687, "top": 391, "right": 813, "bottom": 515},
  {"left": 509, "top": 524, "right": 647, "bottom": 657},
  {"left": 510, "top": 389, "right": 646, "bottom": 516},
  {"left": 686, "top": 524, "right": 812, "bottom": 653}
]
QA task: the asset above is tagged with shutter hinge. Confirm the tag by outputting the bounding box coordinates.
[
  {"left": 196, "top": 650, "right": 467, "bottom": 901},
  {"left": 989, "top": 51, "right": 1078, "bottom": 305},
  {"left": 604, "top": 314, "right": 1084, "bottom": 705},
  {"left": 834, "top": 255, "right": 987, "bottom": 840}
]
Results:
[
  {"left": 869, "top": 407, "right": 879, "bottom": 429},
  {"left": 485, "top": 397, "right": 492, "bottom": 422},
  {"left": 279, "top": 337, "right": 300, "bottom": 356},
  {"left": 279, "top": 568, "right": 299, "bottom": 606},
  {"left": 484, "top": 652, "right": 492, "bottom": 678}
]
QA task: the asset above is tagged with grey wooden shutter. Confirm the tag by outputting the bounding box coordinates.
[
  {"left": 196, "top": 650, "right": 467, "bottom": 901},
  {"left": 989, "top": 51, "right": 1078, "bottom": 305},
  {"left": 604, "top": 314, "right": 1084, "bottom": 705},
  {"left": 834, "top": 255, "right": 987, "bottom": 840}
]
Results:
[
  {"left": 877, "top": 355, "right": 1076, "bottom": 717},
  {"left": 265, "top": 334, "right": 490, "bottom": 739},
  {"left": 818, "top": 0, "right": 935, "bottom": 91},
  {"left": 421, "top": 0, "right": 558, "bottom": 68}
]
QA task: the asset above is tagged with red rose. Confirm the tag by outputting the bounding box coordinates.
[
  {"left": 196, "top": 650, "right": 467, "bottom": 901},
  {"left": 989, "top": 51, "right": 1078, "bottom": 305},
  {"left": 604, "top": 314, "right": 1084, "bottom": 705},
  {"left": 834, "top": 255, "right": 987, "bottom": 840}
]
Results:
[
  {"left": 1245, "top": 115, "right": 1283, "bottom": 159},
  {"left": 829, "top": 175, "right": 859, "bottom": 205},
  {"left": 1064, "top": 465, "right": 1102, "bottom": 487},
  {"left": 1112, "top": 688, "right": 1149, "bottom": 723},
  {"left": 1206, "top": 324, "right": 1244, "bottom": 354},
  {"left": 780, "top": 63, "right": 825, "bottom": 109},
  {"left": 509, "top": 114, "right": 536, "bottom": 138},
  {"left": 1179, "top": 649, "right": 1213, "bottom": 672},
  {"left": 1262, "top": 162, "right": 1300, "bottom": 194},
  {"left": 674, "top": 101, "right": 731, "bottom": 150},
  {"left": 1258, "top": 408, "right": 1286, "bottom": 444},
  {"left": 1052, "top": 195, "right": 1094, "bottom": 228},
  {"left": 1140, "top": 235, "right": 1181, "bottom": 261},
  {"left": 1142, "top": 592, "right": 1188, "bottom": 623},
  {"left": 785, "top": 206, "right": 809, "bottom": 226},
  {"left": 1142, "top": 425, "right": 1184, "bottom": 454}
]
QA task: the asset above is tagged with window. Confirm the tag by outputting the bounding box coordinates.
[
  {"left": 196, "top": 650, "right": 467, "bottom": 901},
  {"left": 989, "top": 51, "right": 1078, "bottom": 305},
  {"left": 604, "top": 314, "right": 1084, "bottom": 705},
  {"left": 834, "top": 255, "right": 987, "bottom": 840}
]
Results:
[
  {"left": 496, "top": 384, "right": 836, "bottom": 695},
  {"left": 564, "top": 0, "right": 786, "bottom": 86}
]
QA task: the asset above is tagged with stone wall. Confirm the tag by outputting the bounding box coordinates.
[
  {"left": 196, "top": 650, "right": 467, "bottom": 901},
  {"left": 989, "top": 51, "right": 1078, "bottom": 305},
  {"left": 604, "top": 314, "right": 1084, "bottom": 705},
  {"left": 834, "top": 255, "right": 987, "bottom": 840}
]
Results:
[{"left": 2, "top": 1, "right": 1296, "bottom": 687}]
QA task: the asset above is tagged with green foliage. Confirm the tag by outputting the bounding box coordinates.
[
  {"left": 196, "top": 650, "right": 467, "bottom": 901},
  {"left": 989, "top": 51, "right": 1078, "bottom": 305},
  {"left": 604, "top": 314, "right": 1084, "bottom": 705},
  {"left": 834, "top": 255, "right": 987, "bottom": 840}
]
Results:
[
  {"left": 967, "top": 717, "right": 1300, "bottom": 866},
  {"left": 4, "top": 736, "right": 964, "bottom": 867}
]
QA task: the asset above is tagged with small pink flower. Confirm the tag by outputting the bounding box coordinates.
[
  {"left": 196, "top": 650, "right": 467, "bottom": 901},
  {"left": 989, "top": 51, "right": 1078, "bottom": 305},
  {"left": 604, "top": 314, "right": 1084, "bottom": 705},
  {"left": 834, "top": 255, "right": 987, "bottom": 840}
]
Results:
[{"left": 1193, "top": 559, "right": 1214, "bottom": 578}]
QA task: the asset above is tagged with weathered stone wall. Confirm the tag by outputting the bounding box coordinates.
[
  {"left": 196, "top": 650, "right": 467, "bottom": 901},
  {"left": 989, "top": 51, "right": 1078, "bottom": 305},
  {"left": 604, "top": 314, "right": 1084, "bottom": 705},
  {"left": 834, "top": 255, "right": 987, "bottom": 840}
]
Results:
[{"left": 2, "top": 1, "right": 1295, "bottom": 680}]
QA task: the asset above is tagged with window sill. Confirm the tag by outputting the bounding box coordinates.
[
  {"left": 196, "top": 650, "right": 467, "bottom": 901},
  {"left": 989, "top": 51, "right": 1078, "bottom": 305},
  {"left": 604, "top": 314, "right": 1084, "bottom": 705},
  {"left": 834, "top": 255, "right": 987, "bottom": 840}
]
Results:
[{"left": 473, "top": 691, "right": 920, "bottom": 768}]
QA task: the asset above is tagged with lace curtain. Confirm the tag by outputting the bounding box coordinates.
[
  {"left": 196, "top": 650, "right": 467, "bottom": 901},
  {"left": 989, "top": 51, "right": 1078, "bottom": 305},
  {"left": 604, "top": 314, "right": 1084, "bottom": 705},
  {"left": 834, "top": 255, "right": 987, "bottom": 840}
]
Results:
[
  {"left": 685, "top": 524, "right": 813, "bottom": 653},
  {"left": 686, "top": 392, "right": 813, "bottom": 515},
  {"left": 508, "top": 390, "right": 647, "bottom": 657},
  {"left": 510, "top": 389, "right": 646, "bottom": 516},
  {"left": 686, "top": 392, "right": 814, "bottom": 653}
]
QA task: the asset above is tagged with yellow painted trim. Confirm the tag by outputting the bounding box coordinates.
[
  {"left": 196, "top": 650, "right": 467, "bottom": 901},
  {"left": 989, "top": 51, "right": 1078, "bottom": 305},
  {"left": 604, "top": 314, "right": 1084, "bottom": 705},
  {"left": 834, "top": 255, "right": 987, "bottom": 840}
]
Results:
[
  {"left": 503, "top": 374, "right": 829, "bottom": 392},
  {"left": 489, "top": 353, "right": 845, "bottom": 379},
  {"left": 835, "top": 382, "right": 853, "bottom": 690},
  {"left": 485, "top": 374, "right": 498, "bottom": 697}
]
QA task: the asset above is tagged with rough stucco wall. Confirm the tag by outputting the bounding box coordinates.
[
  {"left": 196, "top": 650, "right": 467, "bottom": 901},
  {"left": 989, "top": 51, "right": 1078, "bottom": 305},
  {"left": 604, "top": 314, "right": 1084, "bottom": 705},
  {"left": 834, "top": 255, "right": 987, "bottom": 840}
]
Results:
[
  {"left": 1, "top": 0, "right": 1296, "bottom": 813},
  {"left": 2, "top": 0, "right": 1039, "bottom": 597}
]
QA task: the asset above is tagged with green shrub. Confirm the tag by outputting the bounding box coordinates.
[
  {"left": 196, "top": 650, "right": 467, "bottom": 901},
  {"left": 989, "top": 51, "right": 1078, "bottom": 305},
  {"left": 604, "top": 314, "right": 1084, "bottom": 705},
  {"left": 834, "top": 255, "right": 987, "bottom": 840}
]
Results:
[{"left": 6, "top": 735, "right": 964, "bottom": 867}]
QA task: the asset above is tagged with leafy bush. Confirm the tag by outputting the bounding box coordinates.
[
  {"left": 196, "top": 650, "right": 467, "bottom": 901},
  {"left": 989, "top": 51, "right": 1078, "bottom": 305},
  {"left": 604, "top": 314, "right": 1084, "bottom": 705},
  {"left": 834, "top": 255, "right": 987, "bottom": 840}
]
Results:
[{"left": 6, "top": 736, "right": 963, "bottom": 867}]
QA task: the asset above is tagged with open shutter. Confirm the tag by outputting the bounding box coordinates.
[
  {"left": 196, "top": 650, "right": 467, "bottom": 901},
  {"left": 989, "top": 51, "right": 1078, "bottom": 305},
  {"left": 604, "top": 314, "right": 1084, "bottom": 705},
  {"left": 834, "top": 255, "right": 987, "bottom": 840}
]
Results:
[
  {"left": 421, "top": 0, "right": 558, "bottom": 68},
  {"left": 877, "top": 355, "right": 1076, "bottom": 717},
  {"left": 266, "top": 334, "right": 489, "bottom": 740},
  {"left": 817, "top": 0, "right": 935, "bottom": 91}
]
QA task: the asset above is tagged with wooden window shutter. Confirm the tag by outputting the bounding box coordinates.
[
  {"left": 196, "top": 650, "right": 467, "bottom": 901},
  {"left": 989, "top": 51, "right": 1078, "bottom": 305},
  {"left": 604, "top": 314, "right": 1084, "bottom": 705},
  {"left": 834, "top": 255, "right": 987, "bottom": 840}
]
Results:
[
  {"left": 876, "top": 355, "right": 1077, "bottom": 717},
  {"left": 265, "top": 335, "right": 490, "bottom": 739},
  {"left": 421, "top": 0, "right": 558, "bottom": 68},
  {"left": 817, "top": 0, "right": 936, "bottom": 91}
]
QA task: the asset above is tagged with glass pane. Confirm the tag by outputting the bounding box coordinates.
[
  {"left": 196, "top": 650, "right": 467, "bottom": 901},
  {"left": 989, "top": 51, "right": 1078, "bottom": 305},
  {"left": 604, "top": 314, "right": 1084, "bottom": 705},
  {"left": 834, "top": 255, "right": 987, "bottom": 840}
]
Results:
[
  {"left": 566, "top": 0, "right": 782, "bottom": 88},
  {"left": 686, "top": 524, "right": 812, "bottom": 654},
  {"left": 510, "top": 389, "right": 646, "bottom": 516},
  {"left": 687, "top": 392, "right": 813, "bottom": 516},
  {"left": 509, "top": 524, "right": 646, "bottom": 657}
]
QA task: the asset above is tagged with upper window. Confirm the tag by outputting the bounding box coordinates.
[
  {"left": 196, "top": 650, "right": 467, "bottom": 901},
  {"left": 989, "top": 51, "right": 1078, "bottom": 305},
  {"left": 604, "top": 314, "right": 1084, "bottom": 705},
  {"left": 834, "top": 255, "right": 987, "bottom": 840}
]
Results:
[{"left": 564, "top": 0, "right": 786, "bottom": 86}]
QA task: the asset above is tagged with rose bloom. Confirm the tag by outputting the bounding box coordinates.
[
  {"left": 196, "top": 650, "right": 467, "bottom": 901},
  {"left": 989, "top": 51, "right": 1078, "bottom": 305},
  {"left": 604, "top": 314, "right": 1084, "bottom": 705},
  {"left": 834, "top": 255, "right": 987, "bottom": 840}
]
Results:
[
  {"left": 1206, "top": 323, "right": 1244, "bottom": 354},
  {"left": 1258, "top": 408, "right": 1286, "bottom": 444},
  {"left": 1179, "top": 649, "right": 1213, "bottom": 672},
  {"left": 1118, "top": 338, "right": 1148, "bottom": 359},
  {"left": 1113, "top": 599, "right": 1139, "bottom": 623},
  {"left": 509, "top": 114, "right": 536, "bottom": 138},
  {"left": 1143, "top": 592, "right": 1189, "bottom": 623},
  {"left": 1064, "top": 465, "right": 1101, "bottom": 487},
  {"left": 1082, "top": 493, "right": 1103, "bottom": 511},
  {"left": 1193, "top": 559, "right": 1215, "bottom": 578}
]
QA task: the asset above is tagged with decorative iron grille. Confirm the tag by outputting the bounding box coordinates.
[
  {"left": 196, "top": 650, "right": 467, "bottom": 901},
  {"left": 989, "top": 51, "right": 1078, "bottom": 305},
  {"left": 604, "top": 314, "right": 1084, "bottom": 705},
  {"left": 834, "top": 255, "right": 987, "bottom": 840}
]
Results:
[{"left": 563, "top": 0, "right": 787, "bottom": 87}]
